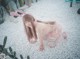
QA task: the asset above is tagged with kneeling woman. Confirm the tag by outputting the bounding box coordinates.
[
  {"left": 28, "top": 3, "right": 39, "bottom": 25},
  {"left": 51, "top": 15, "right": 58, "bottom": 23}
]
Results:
[{"left": 23, "top": 14, "right": 67, "bottom": 51}]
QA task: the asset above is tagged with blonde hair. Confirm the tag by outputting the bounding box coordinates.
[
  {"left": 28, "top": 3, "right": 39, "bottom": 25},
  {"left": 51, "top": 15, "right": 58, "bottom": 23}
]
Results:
[{"left": 23, "top": 14, "right": 37, "bottom": 42}]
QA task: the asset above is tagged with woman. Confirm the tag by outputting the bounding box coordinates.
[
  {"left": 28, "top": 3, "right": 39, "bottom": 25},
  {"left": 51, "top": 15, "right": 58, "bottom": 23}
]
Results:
[{"left": 23, "top": 14, "right": 67, "bottom": 51}]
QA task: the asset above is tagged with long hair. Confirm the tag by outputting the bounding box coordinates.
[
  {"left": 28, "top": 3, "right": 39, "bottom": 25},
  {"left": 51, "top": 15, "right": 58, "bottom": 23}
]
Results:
[{"left": 23, "top": 14, "right": 37, "bottom": 42}]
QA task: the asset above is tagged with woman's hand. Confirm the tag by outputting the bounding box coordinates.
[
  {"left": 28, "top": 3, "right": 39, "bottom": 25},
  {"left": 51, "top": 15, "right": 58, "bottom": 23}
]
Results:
[
  {"left": 39, "top": 44, "right": 44, "bottom": 51},
  {"left": 29, "top": 38, "right": 36, "bottom": 43}
]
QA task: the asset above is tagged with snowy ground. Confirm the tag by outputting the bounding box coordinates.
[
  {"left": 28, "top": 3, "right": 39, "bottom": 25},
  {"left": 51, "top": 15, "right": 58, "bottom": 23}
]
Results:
[{"left": 0, "top": 0, "right": 80, "bottom": 59}]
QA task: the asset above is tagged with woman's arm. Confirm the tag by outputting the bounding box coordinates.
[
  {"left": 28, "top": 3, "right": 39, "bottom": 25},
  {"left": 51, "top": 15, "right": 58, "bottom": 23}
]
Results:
[
  {"left": 36, "top": 24, "right": 45, "bottom": 51},
  {"left": 38, "top": 33, "right": 44, "bottom": 51},
  {"left": 37, "top": 20, "right": 56, "bottom": 25}
]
